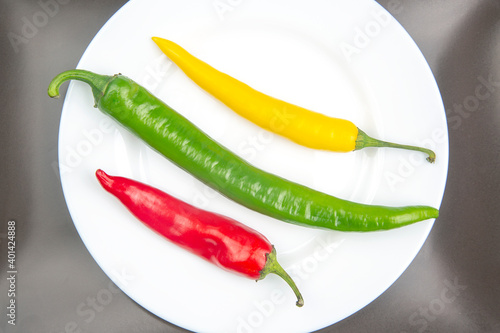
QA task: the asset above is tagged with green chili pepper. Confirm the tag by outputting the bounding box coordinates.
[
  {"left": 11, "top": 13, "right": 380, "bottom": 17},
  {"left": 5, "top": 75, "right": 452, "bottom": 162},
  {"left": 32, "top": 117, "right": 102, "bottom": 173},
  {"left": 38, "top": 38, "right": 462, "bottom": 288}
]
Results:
[{"left": 48, "top": 70, "right": 439, "bottom": 232}]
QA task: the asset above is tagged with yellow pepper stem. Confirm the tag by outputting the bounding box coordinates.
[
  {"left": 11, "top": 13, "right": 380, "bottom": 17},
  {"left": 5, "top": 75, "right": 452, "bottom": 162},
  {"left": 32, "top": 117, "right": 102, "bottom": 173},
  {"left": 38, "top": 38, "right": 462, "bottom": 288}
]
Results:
[{"left": 355, "top": 129, "right": 436, "bottom": 163}]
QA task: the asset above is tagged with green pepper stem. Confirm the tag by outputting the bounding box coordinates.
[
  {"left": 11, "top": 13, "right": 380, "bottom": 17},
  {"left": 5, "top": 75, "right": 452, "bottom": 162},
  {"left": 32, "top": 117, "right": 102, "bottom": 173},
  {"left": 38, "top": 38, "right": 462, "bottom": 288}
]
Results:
[
  {"left": 259, "top": 246, "right": 304, "bottom": 307},
  {"left": 355, "top": 128, "right": 436, "bottom": 163},
  {"left": 47, "top": 69, "right": 113, "bottom": 104}
]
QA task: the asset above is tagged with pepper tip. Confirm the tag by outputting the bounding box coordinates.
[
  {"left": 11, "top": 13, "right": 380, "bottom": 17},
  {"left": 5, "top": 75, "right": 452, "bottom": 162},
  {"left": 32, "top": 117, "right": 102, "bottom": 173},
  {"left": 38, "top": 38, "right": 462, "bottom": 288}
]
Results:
[
  {"left": 95, "top": 169, "right": 114, "bottom": 190},
  {"left": 47, "top": 85, "right": 61, "bottom": 99}
]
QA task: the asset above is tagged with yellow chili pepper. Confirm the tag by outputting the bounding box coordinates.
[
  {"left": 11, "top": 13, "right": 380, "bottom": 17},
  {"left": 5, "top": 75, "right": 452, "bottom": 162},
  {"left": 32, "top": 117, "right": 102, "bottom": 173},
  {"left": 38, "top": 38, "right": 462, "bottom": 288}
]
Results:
[{"left": 152, "top": 37, "right": 436, "bottom": 162}]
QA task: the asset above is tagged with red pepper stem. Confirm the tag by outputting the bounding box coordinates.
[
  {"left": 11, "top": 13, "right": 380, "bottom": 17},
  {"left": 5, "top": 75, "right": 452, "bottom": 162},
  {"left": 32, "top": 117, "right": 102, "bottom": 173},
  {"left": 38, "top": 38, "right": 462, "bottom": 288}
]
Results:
[
  {"left": 259, "top": 246, "right": 304, "bottom": 307},
  {"left": 47, "top": 69, "right": 113, "bottom": 105},
  {"left": 355, "top": 128, "right": 436, "bottom": 163}
]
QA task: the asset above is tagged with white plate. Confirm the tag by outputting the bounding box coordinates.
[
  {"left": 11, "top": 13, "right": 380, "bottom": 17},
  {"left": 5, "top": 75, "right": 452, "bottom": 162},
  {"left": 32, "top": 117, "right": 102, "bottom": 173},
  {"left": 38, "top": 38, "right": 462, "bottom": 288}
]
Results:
[{"left": 57, "top": 0, "right": 448, "bottom": 332}]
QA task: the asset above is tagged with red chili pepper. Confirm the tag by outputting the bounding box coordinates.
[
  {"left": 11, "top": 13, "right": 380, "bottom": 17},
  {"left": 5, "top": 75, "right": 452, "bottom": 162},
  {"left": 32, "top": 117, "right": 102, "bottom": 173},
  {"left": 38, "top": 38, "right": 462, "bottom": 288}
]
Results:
[{"left": 95, "top": 169, "right": 304, "bottom": 307}]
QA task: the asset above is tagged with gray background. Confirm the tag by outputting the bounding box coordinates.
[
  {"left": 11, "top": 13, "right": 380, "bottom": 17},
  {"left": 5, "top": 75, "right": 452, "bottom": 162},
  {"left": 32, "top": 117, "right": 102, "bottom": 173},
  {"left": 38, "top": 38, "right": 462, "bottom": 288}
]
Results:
[{"left": 1, "top": 0, "right": 499, "bottom": 332}]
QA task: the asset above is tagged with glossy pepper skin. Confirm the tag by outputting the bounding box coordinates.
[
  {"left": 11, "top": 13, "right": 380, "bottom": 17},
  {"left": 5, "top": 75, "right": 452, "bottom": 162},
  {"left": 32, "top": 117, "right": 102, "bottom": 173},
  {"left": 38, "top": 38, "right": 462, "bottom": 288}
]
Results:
[
  {"left": 48, "top": 70, "right": 439, "bottom": 231},
  {"left": 95, "top": 169, "right": 304, "bottom": 306},
  {"left": 152, "top": 37, "right": 436, "bottom": 163}
]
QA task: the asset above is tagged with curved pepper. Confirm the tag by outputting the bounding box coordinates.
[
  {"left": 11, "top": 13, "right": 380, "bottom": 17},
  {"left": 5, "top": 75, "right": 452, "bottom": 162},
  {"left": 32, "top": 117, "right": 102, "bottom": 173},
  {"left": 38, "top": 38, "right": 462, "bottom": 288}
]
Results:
[
  {"left": 95, "top": 169, "right": 304, "bottom": 307},
  {"left": 48, "top": 69, "right": 438, "bottom": 231},
  {"left": 152, "top": 37, "right": 436, "bottom": 163}
]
